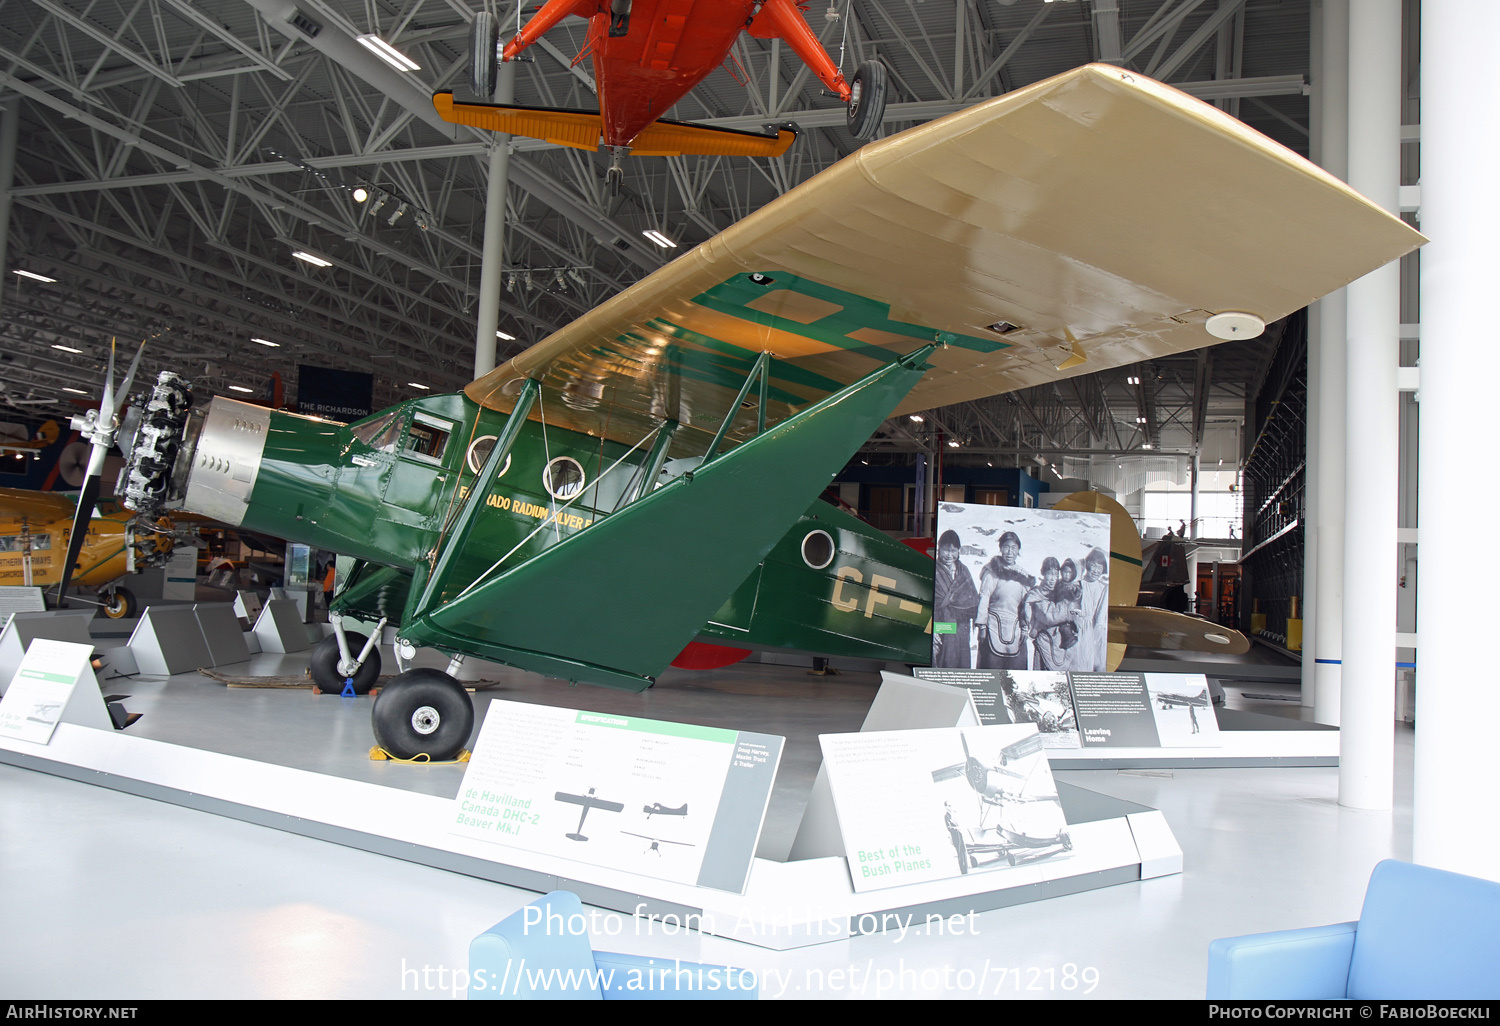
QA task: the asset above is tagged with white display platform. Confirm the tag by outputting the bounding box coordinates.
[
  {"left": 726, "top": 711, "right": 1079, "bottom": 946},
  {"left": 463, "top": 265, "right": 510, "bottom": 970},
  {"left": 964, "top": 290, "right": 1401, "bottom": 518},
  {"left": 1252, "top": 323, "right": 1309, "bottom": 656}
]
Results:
[{"left": 0, "top": 717, "right": 1180, "bottom": 950}]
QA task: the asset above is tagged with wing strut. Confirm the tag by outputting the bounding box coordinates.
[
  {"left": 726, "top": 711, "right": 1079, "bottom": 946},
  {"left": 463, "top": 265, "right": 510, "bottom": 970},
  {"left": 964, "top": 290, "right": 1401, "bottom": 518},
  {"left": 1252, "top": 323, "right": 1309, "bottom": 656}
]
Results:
[
  {"left": 616, "top": 418, "right": 678, "bottom": 510},
  {"left": 409, "top": 377, "right": 540, "bottom": 621},
  {"left": 398, "top": 344, "right": 938, "bottom": 691},
  {"left": 703, "top": 351, "right": 770, "bottom": 464}
]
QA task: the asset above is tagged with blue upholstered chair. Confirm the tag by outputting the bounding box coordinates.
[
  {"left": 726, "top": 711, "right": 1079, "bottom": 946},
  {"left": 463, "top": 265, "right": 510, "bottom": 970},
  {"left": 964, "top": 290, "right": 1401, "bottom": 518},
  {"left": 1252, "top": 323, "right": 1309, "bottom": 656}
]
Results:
[
  {"left": 469, "top": 890, "right": 758, "bottom": 1000},
  {"left": 1207, "top": 859, "right": 1500, "bottom": 1000}
]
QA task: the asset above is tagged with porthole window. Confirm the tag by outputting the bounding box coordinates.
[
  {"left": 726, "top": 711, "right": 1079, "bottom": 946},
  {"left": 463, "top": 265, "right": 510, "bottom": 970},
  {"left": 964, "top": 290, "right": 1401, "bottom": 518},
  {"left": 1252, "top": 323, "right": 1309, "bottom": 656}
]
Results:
[
  {"left": 801, "top": 529, "right": 835, "bottom": 570},
  {"left": 543, "top": 456, "right": 586, "bottom": 501},
  {"left": 465, "top": 435, "right": 511, "bottom": 477}
]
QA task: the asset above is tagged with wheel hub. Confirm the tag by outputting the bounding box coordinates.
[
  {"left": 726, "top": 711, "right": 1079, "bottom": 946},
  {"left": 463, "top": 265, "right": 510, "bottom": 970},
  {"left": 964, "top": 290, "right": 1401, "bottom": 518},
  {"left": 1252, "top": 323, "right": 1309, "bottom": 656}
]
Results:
[{"left": 411, "top": 706, "right": 441, "bottom": 735}]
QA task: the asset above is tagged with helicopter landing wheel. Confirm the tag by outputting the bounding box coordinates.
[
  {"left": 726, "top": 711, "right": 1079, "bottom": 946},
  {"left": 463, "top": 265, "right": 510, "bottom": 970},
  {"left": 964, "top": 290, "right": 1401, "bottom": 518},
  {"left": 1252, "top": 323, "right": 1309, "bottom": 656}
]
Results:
[
  {"left": 846, "top": 59, "right": 888, "bottom": 141},
  {"left": 469, "top": 11, "right": 499, "bottom": 98}
]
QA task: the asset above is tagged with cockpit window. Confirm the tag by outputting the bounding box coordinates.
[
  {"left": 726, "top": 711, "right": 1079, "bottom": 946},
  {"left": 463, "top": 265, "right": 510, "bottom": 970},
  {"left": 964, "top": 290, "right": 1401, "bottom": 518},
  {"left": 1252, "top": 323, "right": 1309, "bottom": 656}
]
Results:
[
  {"left": 350, "top": 411, "right": 402, "bottom": 452},
  {"left": 404, "top": 413, "right": 452, "bottom": 464}
]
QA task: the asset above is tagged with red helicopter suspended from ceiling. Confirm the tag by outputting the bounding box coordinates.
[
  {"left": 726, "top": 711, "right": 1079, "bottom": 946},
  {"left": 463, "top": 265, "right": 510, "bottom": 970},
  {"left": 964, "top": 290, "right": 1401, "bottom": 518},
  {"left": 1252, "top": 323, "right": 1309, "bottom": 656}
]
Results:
[{"left": 434, "top": 0, "right": 888, "bottom": 189}]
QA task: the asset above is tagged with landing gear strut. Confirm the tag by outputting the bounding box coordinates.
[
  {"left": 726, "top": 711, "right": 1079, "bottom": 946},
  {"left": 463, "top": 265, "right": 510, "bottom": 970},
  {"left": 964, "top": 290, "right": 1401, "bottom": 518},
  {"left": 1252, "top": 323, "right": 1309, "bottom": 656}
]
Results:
[
  {"left": 605, "top": 146, "right": 629, "bottom": 196},
  {"left": 310, "top": 613, "right": 386, "bottom": 695}
]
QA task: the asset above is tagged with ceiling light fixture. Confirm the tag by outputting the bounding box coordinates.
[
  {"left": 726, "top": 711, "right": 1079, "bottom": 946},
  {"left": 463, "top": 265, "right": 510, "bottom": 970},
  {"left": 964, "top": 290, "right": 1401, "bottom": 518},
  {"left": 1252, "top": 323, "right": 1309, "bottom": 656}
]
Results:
[
  {"left": 61, "top": 387, "right": 88, "bottom": 395},
  {"left": 13, "top": 269, "right": 57, "bottom": 283},
  {"left": 407, "top": 382, "right": 430, "bottom": 390},
  {"left": 387, "top": 201, "right": 409, "bottom": 226},
  {"left": 292, "top": 250, "right": 332, "bottom": 267},
  {"left": 496, "top": 330, "right": 515, "bottom": 341},
  {"left": 251, "top": 337, "right": 280, "bottom": 347},
  {"left": 228, "top": 385, "right": 255, "bottom": 394},
  {"left": 352, "top": 186, "right": 370, "bottom": 203},
  {"left": 356, "top": 34, "right": 421, "bottom": 72},
  {"left": 642, "top": 229, "right": 677, "bottom": 249},
  {"left": 51, "top": 344, "right": 83, "bottom": 354},
  {"left": 908, "top": 414, "right": 923, "bottom": 423},
  {"left": 947, "top": 440, "right": 960, "bottom": 448}
]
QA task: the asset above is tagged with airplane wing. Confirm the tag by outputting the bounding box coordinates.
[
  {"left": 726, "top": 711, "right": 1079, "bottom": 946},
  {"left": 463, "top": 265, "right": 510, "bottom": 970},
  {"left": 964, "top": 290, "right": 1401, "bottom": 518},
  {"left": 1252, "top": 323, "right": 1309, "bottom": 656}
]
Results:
[
  {"left": 0, "top": 487, "right": 76, "bottom": 523},
  {"left": 1109, "top": 606, "right": 1250, "bottom": 654},
  {"left": 467, "top": 63, "right": 1423, "bottom": 460}
]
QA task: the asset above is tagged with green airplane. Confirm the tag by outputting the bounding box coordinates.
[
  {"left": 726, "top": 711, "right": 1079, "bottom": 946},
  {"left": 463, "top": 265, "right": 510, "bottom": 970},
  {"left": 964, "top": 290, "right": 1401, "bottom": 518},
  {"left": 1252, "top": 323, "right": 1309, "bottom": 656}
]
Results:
[{"left": 85, "top": 66, "right": 1417, "bottom": 762}]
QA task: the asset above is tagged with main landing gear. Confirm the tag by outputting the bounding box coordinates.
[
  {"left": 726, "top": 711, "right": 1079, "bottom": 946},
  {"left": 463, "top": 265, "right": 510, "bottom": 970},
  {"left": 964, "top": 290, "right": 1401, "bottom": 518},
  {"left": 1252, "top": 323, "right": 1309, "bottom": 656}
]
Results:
[
  {"left": 372, "top": 668, "right": 474, "bottom": 761},
  {"left": 846, "top": 60, "right": 888, "bottom": 141}
]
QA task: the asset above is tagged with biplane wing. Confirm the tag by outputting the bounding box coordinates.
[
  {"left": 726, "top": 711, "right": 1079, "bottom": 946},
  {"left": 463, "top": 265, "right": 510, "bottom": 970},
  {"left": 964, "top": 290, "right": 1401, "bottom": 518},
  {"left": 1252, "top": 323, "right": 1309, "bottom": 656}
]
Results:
[
  {"left": 0, "top": 487, "right": 76, "bottom": 523},
  {"left": 466, "top": 63, "right": 1423, "bottom": 459}
]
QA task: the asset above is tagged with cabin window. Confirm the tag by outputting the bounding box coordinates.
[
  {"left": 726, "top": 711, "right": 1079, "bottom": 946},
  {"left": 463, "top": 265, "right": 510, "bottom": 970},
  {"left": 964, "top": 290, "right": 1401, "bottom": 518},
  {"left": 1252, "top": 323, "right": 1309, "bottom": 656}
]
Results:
[
  {"left": 801, "top": 529, "right": 835, "bottom": 570},
  {"left": 403, "top": 414, "right": 453, "bottom": 464},
  {"left": 350, "top": 411, "right": 402, "bottom": 452},
  {"left": 466, "top": 435, "right": 511, "bottom": 478},
  {"left": 0, "top": 533, "right": 51, "bottom": 552},
  {"left": 543, "top": 456, "right": 586, "bottom": 501}
]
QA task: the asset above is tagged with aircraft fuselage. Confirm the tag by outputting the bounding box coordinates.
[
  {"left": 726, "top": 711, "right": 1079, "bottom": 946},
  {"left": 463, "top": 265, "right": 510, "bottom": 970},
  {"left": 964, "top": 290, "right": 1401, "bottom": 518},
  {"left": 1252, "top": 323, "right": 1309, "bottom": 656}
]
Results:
[{"left": 160, "top": 392, "right": 934, "bottom": 677}]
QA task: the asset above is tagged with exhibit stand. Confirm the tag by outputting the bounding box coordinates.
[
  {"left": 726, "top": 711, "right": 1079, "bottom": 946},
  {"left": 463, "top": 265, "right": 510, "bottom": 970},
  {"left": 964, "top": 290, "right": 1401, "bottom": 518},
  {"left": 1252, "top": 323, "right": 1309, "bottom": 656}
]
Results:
[
  {"left": 0, "top": 609, "right": 94, "bottom": 694},
  {"left": 0, "top": 663, "right": 1182, "bottom": 950},
  {"left": 251, "top": 598, "right": 313, "bottom": 654},
  {"left": 913, "top": 667, "right": 1338, "bottom": 769}
]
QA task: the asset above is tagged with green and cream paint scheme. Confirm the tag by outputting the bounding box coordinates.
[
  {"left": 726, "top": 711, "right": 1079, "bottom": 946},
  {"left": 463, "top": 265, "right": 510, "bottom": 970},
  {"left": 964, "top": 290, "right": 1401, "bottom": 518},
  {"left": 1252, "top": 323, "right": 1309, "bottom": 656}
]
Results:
[{"left": 123, "top": 65, "right": 1420, "bottom": 707}]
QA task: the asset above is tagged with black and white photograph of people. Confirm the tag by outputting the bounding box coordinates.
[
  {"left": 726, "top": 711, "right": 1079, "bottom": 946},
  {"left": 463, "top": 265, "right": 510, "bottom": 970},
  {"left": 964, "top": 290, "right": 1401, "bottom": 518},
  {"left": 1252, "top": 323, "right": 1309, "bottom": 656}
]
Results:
[{"left": 931, "top": 503, "right": 1111, "bottom": 671}]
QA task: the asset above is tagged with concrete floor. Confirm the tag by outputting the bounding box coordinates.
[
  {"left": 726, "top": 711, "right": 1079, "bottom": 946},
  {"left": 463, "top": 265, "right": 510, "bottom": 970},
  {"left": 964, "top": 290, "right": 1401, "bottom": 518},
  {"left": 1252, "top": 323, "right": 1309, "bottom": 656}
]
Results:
[{"left": 0, "top": 650, "right": 1410, "bottom": 1000}]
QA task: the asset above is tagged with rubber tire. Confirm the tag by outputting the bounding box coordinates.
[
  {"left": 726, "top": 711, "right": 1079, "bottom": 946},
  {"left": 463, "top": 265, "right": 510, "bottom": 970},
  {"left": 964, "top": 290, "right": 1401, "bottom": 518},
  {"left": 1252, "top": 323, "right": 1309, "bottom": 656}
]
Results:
[
  {"left": 470, "top": 10, "right": 499, "bottom": 98},
  {"left": 371, "top": 669, "right": 474, "bottom": 761},
  {"left": 99, "top": 587, "right": 136, "bottom": 620},
  {"left": 950, "top": 828, "right": 969, "bottom": 874},
  {"left": 309, "top": 632, "right": 381, "bottom": 696},
  {"left": 846, "top": 60, "right": 888, "bottom": 140}
]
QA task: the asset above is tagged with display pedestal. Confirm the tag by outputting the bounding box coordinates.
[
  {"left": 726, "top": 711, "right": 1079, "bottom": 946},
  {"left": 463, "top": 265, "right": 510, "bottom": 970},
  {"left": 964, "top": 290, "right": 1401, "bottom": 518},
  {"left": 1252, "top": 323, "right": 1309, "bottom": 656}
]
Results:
[
  {"left": 0, "top": 610, "right": 95, "bottom": 693},
  {"left": 0, "top": 671, "right": 1183, "bottom": 950},
  {"left": 251, "top": 599, "right": 312, "bottom": 654}
]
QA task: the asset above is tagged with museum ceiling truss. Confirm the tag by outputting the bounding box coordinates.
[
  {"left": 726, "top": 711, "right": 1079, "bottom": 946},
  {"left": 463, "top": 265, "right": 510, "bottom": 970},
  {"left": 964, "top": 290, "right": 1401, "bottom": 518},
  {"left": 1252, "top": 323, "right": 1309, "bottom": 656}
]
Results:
[{"left": 0, "top": 0, "right": 1316, "bottom": 467}]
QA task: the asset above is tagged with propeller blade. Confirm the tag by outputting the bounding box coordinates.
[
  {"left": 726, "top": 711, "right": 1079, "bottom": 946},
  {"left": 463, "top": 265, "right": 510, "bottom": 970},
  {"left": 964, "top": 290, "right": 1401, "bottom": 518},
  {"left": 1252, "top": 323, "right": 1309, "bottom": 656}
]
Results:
[
  {"left": 114, "top": 339, "right": 147, "bottom": 412},
  {"left": 54, "top": 475, "right": 102, "bottom": 608},
  {"left": 98, "top": 338, "right": 118, "bottom": 424}
]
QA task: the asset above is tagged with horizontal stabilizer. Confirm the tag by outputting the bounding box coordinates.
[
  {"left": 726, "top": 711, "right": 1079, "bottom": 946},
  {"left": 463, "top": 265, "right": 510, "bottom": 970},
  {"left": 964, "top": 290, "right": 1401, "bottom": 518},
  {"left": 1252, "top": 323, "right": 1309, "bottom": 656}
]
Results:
[{"left": 432, "top": 93, "right": 796, "bottom": 157}]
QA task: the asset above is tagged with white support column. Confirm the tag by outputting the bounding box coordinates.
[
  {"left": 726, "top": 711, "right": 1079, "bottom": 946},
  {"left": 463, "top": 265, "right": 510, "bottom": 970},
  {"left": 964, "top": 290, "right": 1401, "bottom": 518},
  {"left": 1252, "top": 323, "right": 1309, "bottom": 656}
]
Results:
[
  {"left": 473, "top": 61, "right": 517, "bottom": 380},
  {"left": 1300, "top": 1, "right": 1324, "bottom": 709},
  {"left": 1415, "top": 0, "right": 1500, "bottom": 879},
  {"left": 1312, "top": 0, "right": 1348, "bottom": 723},
  {"left": 1338, "top": 0, "right": 1401, "bottom": 811}
]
